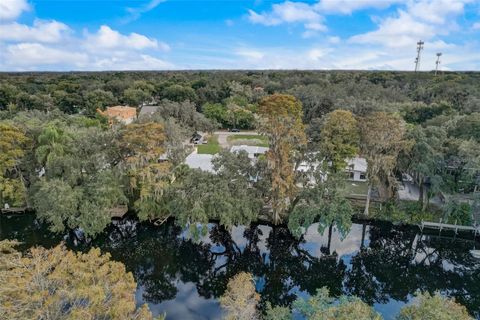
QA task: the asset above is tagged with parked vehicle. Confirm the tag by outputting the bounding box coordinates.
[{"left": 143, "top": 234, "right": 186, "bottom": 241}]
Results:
[{"left": 229, "top": 128, "right": 240, "bottom": 132}]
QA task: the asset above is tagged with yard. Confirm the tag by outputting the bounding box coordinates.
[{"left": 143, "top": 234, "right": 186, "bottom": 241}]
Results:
[
  {"left": 227, "top": 134, "right": 269, "bottom": 147},
  {"left": 197, "top": 134, "right": 222, "bottom": 154},
  {"left": 344, "top": 181, "right": 369, "bottom": 196}
]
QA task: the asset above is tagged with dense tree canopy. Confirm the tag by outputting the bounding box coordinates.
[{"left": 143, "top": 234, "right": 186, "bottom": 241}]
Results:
[
  {"left": 0, "top": 69, "right": 479, "bottom": 237},
  {"left": 0, "top": 241, "right": 157, "bottom": 320}
]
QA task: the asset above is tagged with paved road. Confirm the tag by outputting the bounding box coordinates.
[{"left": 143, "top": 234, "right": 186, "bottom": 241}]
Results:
[{"left": 214, "top": 131, "right": 259, "bottom": 148}]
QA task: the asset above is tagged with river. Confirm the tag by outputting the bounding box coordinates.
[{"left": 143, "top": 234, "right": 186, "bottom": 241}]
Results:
[{"left": 1, "top": 214, "right": 479, "bottom": 319}]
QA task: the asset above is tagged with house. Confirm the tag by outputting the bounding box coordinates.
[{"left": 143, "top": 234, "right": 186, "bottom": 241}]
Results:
[
  {"left": 138, "top": 105, "right": 160, "bottom": 118},
  {"left": 98, "top": 106, "right": 137, "bottom": 125},
  {"left": 230, "top": 145, "right": 268, "bottom": 159},
  {"left": 346, "top": 157, "right": 367, "bottom": 182}
]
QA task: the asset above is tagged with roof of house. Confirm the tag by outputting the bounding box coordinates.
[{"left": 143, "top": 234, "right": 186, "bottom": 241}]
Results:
[
  {"left": 100, "top": 106, "right": 137, "bottom": 121},
  {"left": 230, "top": 145, "right": 269, "bottom": 157},
  {"left": 347, "top": 157, "right": 367, "bottom": 172},
  {"left": 185, "top": 153, "right": 215, "bottom": 172},
  {"left": 139, "top": 106, "right": 160, "bottom": 117}
]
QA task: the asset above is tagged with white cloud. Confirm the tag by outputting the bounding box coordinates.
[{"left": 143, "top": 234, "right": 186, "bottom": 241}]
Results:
[
  {"left": 315, "top": 0, "right": 400, "bottom": 14},
  {"left": 248, "top": 1, "right": 326, "bottom": 32},
  {"left": 123, "top": 0, "right": 166, "bottom": 23},
  {"left": 91, "top": 54, "right": 174, "bottom": 70},
  {"left": 307, "top": 48, "right": 329, "bottom": 60},
  {"left": 235, "top": 49, "right": 265, "bottom": 60},
  {"left": 328, "top": 36, "right": 341, "bottom": 43},
  {"left": 2, "top": 43, "right": 89, "bottom": 68},
  {"left": 0, "top": 0, "right": 30, "bottom": 21},
  {"left": 0, "top": 19, "right": 70, "bottom": 43},
  {"left": 350, "top": 10, "right": 436, "bottom": 48},
  {"left": 473, "top": 22, "right": 480, "bottom": 30},
  {"left": 84, "top": 25, "right": 169, "bottom": 51},
  {"left": 350, "top": 0, "right": 472, "bottom": 48},
  {"left": 247, "top": 0, "right": 402, "bottom": 35}
]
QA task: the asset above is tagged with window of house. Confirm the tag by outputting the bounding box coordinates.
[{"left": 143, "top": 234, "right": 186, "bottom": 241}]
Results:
[{"left": 360, "top": 173, "right": 366, "bottom": 180}]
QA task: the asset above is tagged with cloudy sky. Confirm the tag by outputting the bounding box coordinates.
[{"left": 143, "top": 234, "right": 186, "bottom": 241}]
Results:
[{"left": 0, "top": 0, "right": 479, "bottom": 71}]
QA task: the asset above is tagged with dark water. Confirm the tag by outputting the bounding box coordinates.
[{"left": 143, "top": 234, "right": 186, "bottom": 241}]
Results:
[{"left": 1, "top": 214, "right": 480, "bottom": 320}]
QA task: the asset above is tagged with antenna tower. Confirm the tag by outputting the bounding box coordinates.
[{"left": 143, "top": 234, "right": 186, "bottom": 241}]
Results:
[
  {"left": 435, "top": 53, "right": 442, "bottom": 76},
  {"left": 414, "top": 40, "right": 424, "bottom": 72}
]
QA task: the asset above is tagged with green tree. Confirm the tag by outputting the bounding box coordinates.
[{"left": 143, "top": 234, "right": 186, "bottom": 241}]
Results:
[
  {"left": 162, "top": 84, "right": 197, "bottom": 102},
  {"left": 0, "top": 241, "right": 156, "bottom": 320},
  {"left": 119, "top": 122, "right": 171, "bottom": 221},
  {"left": 396, "top": 292, "right": 473, "bottom": 320},
  {"left": 289, "top": 172, "right": 353, "bottom": 239},
  {"left": 220, "top": 272, "right": 260, "bottom": 320},
  {"left": 293, "top": 287, "right": 382, "bottom": 320},
  {"left": 317, "top": 110, "right": 359, "bottom": 172},
  {"left": 163, "top": 165, "right": 261, "bottom": 234},
  {"left": 35, "top": 124, "right": 70, "bottom": 168},
  {"left": 0, "top": 84, "right": 19, "bottom": 110},
  {"left": 264, "top": 304, "right": 292, "bottom": 320},
  {"left": 0, "top": 123, "right": 30, "bottom": 207},
  {"left": 359, "top": 112, "right": 412, "bottom": 215},
  {"left": 203, "top": 102, "right": 227, "bottom": 126},
  {"left": 83, "top": 89, "right": 116, "bottom": 115},
  {"left": 257, "top": 94, "right": 307, "bottom": 224},
  {"left": 33, "top": 178, "right": 82, "bottom": 233},
  {"left": 400, "top": 126, "right": 445, "bottom": 210},
  {"left": 123, "top": 88, "right": 152, "bottom": 107}
]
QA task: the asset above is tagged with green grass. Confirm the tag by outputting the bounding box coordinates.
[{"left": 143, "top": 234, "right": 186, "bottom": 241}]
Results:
[
  {"left": 227, "top": 134, "right": 269, "bottom": 147},
  {"left": 197, "top": 135, "right": 221, "bottom": 154},
  {"left": 344, "top": 181, "right": 369, "bottom": 196}
]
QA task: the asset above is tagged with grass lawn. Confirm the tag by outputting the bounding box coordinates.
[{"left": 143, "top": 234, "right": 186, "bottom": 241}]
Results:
[
  {"left": 344, "top": 181, "right": 369, "bottom": 196},
  {"left": 197, "top": 135, "right": 221, "bottom": 154},
  {"left": 227, "top": 134, "right": 269, "bottom": 147}
]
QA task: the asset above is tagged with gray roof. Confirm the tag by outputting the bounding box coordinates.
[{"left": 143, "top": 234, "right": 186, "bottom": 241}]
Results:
[
  {"left": 230, "top": 145, "right": 269, "bottom": 158},
  {"left": 347, "top": 157, "right": 367, "bottom": 172},
  {"left": 139, "top": 106, "right": 160, "bottom": 117}
]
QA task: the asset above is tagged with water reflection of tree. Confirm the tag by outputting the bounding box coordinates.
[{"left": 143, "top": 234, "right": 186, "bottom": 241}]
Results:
[
  {"left": 344, "top": 223, "right": 480, "bottom": 317},
  {"left": 92, "top": 219, "right": 479, "bottom": 317}
]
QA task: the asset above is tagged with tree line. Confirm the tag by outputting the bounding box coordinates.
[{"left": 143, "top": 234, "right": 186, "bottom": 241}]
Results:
[{"left": 1, "top": 71, "right": 479, "bottom": 238}]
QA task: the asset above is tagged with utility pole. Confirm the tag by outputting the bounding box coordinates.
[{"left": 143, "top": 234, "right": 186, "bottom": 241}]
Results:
[
  {"left": 414, "top": 40, "right": 424, "bottom": 72},
  {"left": 435, "top": 52, "right": 442, "bottom": 76}
]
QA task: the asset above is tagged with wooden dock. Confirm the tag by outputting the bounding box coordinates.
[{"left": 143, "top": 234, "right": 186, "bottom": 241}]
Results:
[
  {"left": 419, "top": 219, "right": 480, "bottom": 236},
  {"left": 1, "top": 207, "right": 28, "bottom": 214},
  {"left": 109, "top": 205, "right": 129, "bottom": 218}
]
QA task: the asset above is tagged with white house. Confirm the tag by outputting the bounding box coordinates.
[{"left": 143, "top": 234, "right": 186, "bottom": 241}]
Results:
[
  {"left": 230, "top": 145, "right": 268, "bottom": 159},
  {"left": 346, "top": 157, "right": 367, "bottom": 182}
]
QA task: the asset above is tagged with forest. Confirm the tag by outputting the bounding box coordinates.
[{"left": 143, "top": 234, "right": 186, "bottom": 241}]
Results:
[
  {"left": 1, "top": 70, "right": 479, "bottom": 236},
  {"left": 1, "top": 70, "right": 479, "bottom": 319}
]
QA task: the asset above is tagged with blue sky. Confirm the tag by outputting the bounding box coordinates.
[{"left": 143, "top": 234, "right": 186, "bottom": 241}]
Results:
[{"left": 1, "top": 0, "right": 479, "bottom": 70}]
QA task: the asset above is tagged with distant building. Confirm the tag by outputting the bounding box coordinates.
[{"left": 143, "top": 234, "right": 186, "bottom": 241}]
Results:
[
  {"left": 230, "top": 145, "right": 268, "bottom": 159},
  {"left": 98, "top": 106, "right": 137, "bottom": 125},
  {"left": 346, "top": 157, "right": 367, "bottom": 182}
]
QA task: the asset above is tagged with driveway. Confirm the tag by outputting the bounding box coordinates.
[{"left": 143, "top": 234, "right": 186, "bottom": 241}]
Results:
[{"left": 214, "top": 131, "right": 259, "bottom": 148}]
